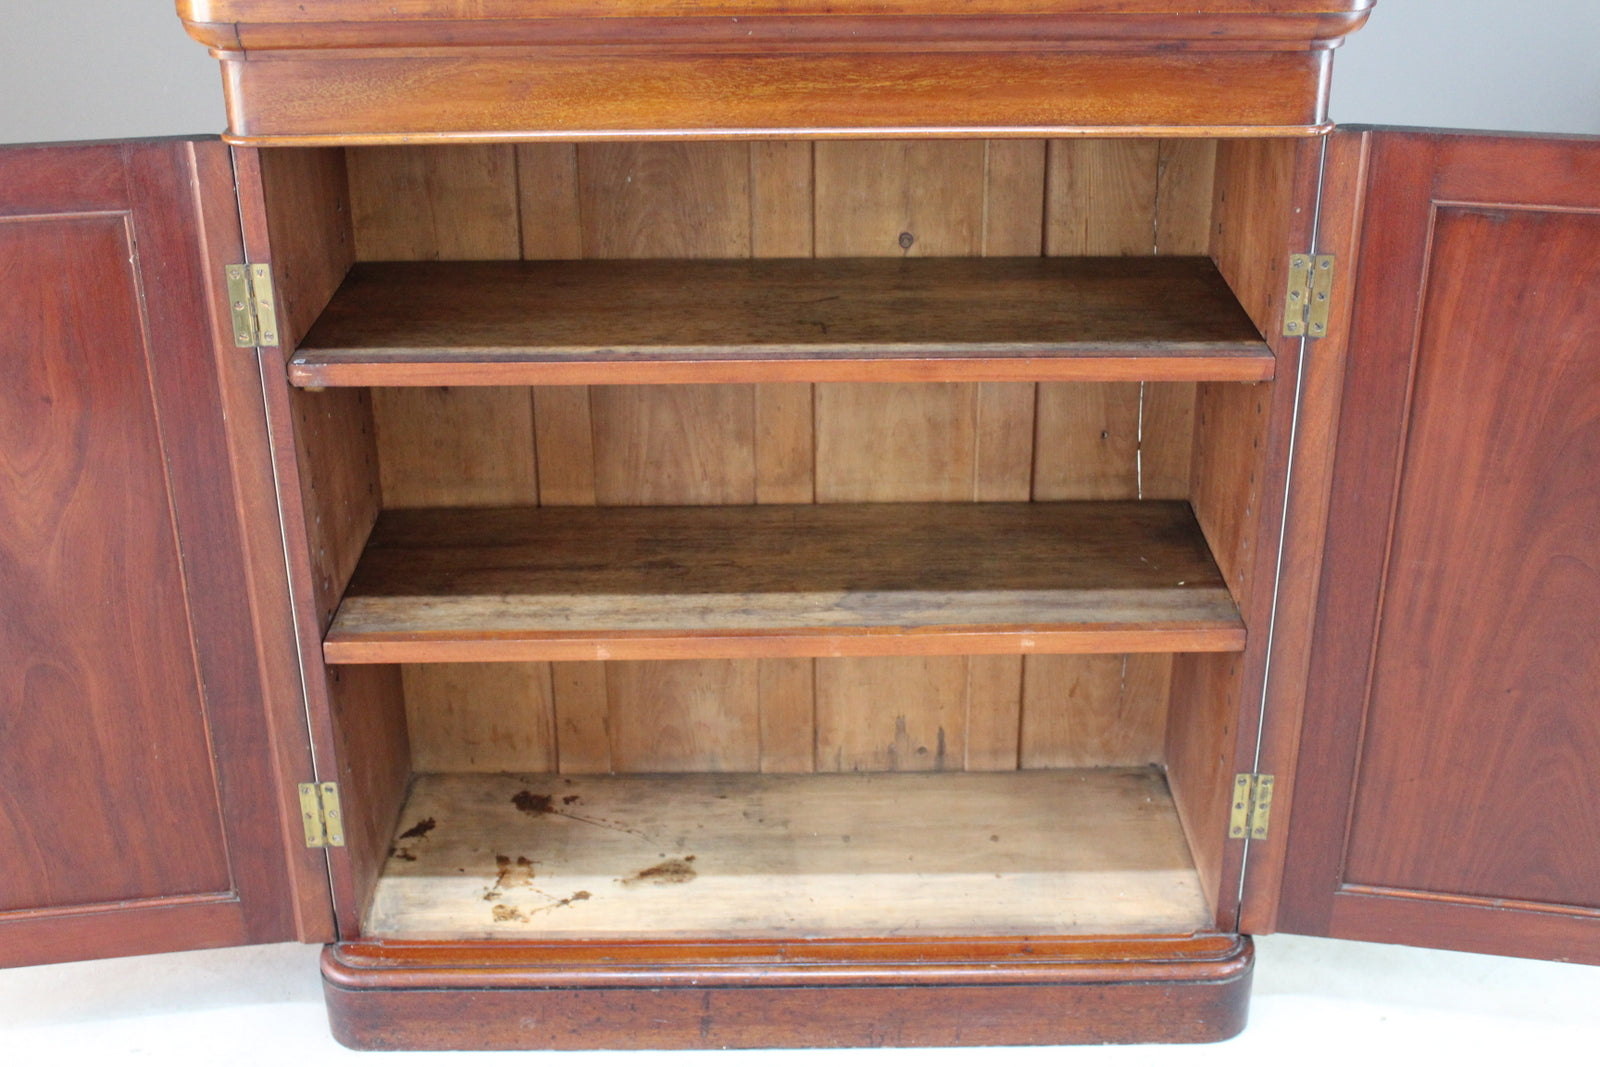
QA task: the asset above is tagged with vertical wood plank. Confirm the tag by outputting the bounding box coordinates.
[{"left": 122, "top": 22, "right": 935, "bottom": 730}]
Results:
[
  {"left": 815, "top": 382, "right": 978, "bottom": 502},
  {"left": 551, "top": 662, "right": 611, "bottom": 774},
  {"left": 755, "top": 384, "right": 815, "bottom": 504},
  {"left": 1193, "top": 381, "right": 1269, "bottom": 611},
  {"left": 574, "top": 145, "right": 764, "bottom": 766},
  {"left": 1035, "top": 140, "right": 1160, "bottom": 505},
  {"left": 975, "top": 140, "right": 1046, "bottom": 502},
  {"left": 1045, "top": 140, "right": 1160, "bottom": 257},
  {"left": 371, "top": 387, "right": 538, "bottom": 507},
  {"left": 606, "top": 662, "right": 761, "bottom": 773},
  {"left": 1155, "top": 139, "right": 1218, "bottom": 256},
  {"left": 1141, "top": 382, "right": 1197, "bottom": 500},
  {"left": 532, "top": 386, "right": 598, "bottom": 506},
  {"left": 290, "top": 388, "right": 381, "bottom": 631},
  {"left": 1138, "top": 139, "right": 1214, "bottom": 505},
  {"left": 758, "top": 660, "right": 816, "bottom": 773},
  {"left": 965, "top": 656, "right": 1024, "bottom": 771},
  {"left": 256, "top": 147, "right": 354, "bottom": 353},
  {"left": 1020, "top": 654, "right": 1170, "bottom": 768},
  {"left": 402, "top": 664, "right": 555, "bottom": 773},
  {"left": 577, "top": 142, "right": 751, "bottom": 258},
  {"left": 516, "top": 143, "right": 582, "bottom": 260},
  {"left": 750, "top": 141, "right": 814, "bottom": 258},
  {"left": 520, "top": 142, "right": 592, "bottom": 508},
  {"left": 348, "top": 145, "right": 541, "bottom": 759},
  {"left": 347, "top": 145, "right": 537, "bottom": 514},
  {"left": 1031, "top": 382, "right": 1142, "bottom": 501},
  {"left": 591, "top": 385, "right": 757, "bottom": 505},
  {"left": 750, "top": 140, "right": 817, "bottom": 505},
  {"left": 816, "top": 658, "right": 968, "bottom": 772},
  {"left": 814, "top": 140, "right": 986, "bottom": 256},
  {"left": 983, "top": 139, "right": 1047, "bottom": 257},
  {"left": 812, "top": 141, "right": 988, "bottom": 505},
  {"left": 579, "top": 144, "right": 759, "bottom": 508},
  {"left": 346, "top": 144, "right": 521, "bottom": 261},
  {"left": 325, "top": 663, "right": 410, "bottom": 932}
]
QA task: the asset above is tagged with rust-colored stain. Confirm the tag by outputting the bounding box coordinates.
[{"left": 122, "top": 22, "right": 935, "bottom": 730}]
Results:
[
  {"left": 620, "top": 857, "right": 697, "bottom": 887},
  {"left": 484, "top": 854, "right": 537, "bottom": 901},
  {"left": 512, "top": 791, "right": 555, "bottom": 815},
  {"left": 562, "top": 794, "right": 580, "bottom": 805},
  {"left": 389, "top": 846, "right": 418, "bottom": 862},
  {"left": 491, "top": 904, "right": 526, "bottom": 923},
  {"left": 397, "top": 816, "right": 436, "bottom": 840}
]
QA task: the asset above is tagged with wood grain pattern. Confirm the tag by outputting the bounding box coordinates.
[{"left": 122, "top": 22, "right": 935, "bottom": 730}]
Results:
[
  {"left": 1168, "top": 136, "right": 1315, "bottom": 926},
  {"left": 325, "top": 663, "right": 411, "bottom": 934},
  {"left": 402, "top": 663, "right": 556, "bottom": 773},
  {"left": 1279, "top": 133, "right": 1600, "bottom": 962},
  {"left": 371, "top": 387, "right": 538, "bottom": 507},
  {"left": 816, "top": 659, "right": 970, "bottom": 772},
  {"left": 0, "top": 213, "right": 232, "bottom": 913},
  {"left": 550, "top": 662, "right": 611, "bottom": 774},
  {"left": 213, "top": 50, "right": 1338, "bottom": 144},
  {"left": 364, "top": 770, "right": 1212, "bottom": 938},
  {"left": 604, "top": 661, "right": 762, "bottom": 772},
  {"left": 1021, "top": 654, "right": 1170, "bottom": 768},
  {"left": 347, "top": 145, "right": 520, "bottom": 262},
  {"left": 324, "top": 502, "right": 1244, "bottom": 663},
  {"left": 515, "top": 143, "right": 583, "bottom": 260},
  {"left": 1238, "top": 129, "right": 1371, "bottom": 934},
  {"left": 0, "top": 140, "right": 326, "bottom": 966},
  {"left": 758, "top": 659, "right": 817, "bottom": 773},
  {"left": 254, "top": 147, "right": 354, "bottom": 353},
  {"left": 289, "top": 387, "right": 382, "bottom": 631},
  {"left": 322, "top": 935, "right": 1253, "bottom": 1049},
  {"left": 290, "top": 257, "right": 1272, "bottom": 387}
]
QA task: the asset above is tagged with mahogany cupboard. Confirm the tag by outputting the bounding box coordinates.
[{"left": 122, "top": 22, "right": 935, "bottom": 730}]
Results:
[{"left": 2, "top": 0, "right": 1597, "bottom": 1049}]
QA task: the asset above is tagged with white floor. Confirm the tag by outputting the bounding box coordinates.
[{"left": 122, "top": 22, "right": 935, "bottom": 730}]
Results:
[{"left": 2, "top": 934, "right": 1597, "bottom": 1063}]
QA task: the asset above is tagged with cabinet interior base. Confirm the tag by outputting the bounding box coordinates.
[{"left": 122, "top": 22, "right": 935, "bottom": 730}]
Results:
[{"left": 365, "top": 769, "right": 1212, "bottom": 940}]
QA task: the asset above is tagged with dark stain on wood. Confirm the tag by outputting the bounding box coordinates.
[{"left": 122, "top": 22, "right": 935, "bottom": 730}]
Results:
[
  {"left": 397, "top": 817, "right": 436, "bottom": 840},
  {"left": 485, "top": 854, "right": 537, "bottom": 901},
  {"left": 512, "top": 791, "right": 555, "bottom": 815},
  {"left": 621, "top": 857, "right": 697, "bottom": 887}
]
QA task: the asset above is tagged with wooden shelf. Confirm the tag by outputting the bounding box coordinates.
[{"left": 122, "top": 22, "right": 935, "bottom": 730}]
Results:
[
  {"left": 289, "top": 257, "right": 1273, "bottom": 387},
  {"left": 365, "top": 769, "right": 1213, "bottom": 940},
  {"left": 323, "top": 501, "right": 1243, "bottom": 663}
]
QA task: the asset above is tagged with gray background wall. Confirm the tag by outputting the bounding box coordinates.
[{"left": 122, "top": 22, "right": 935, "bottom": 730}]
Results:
[{"left": 1, "top": 1, "right": 1598, "bottom": 144}]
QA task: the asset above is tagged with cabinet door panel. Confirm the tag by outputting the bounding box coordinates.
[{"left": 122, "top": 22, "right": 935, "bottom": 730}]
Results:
[
  {"left": 1277, "top": 130, "right": 1600, "bottom": 962},
  {"left": 0, "top": 141, "right": 331, "bottom": 967}
]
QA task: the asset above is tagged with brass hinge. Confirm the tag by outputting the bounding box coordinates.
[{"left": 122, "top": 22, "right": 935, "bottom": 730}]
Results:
[
  {"left": 1281, "top": 253, "right": 1335, "bottom": 339},
  {"left": 298, "top": 782, "right": 346, "bottom": 848},
  {"left": 1228, "top": 773, "right": 1275, "bottom": 841},
  {"left": 225, "top": 263, "right": 280, "bottom": 348}
]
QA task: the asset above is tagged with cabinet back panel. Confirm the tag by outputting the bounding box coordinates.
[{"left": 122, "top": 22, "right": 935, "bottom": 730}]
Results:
[{"left": 342, "top": 139, "right": 1217, "bottom": 775}]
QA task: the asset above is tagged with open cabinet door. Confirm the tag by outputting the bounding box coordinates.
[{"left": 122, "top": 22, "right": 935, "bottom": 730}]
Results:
[
  {"left": 1269, "top": 129, "right": 1600, "bottom": 962},
  {"left": 0, "top": 139, "right": 333, "bottom": 967}
]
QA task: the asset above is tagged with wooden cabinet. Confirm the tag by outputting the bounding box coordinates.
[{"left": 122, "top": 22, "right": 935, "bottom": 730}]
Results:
[{"left": 3, "top": 0, "right": 1597, "bottom": 1050}]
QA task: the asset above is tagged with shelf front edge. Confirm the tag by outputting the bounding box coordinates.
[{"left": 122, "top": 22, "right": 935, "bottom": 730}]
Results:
[
  {"left": 322, "top": 624, "right": 1247, "bottom": 664},
  {"left": 288, "top": 350, "right": 1276, "bottom": 388}
]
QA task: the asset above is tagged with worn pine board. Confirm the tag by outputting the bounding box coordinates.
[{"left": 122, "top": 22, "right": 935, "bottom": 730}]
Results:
[
  {"left": 290, "top": 257, "right": 1271, "bottom": 386},
  {"left": 324, "top": 501, "right": 1244, "bottom": 662},
  {"left": 365, "top": 769, "right": 1212, "bottom": 939}
]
